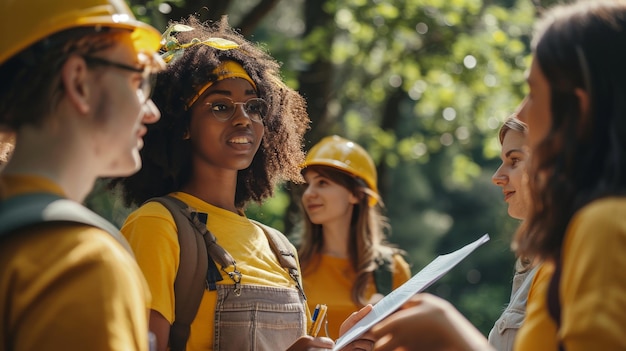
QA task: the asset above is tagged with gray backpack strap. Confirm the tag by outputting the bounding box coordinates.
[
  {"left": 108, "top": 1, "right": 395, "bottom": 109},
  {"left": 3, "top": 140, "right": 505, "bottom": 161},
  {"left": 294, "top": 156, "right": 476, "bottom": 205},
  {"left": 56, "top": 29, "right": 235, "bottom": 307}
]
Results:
[
  {"left": 251, "top": 219, "right": 306, "bottom": 300},
  {"left": 0, "top": 192, "right": 132, "bottom": 255}
]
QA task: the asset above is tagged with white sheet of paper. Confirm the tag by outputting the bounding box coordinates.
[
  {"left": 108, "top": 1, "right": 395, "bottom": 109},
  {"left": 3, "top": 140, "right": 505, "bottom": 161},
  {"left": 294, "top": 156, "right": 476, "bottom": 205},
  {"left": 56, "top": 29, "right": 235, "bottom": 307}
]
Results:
[{"left": 333, "top": 233, "right": 490, "bottom": 350}]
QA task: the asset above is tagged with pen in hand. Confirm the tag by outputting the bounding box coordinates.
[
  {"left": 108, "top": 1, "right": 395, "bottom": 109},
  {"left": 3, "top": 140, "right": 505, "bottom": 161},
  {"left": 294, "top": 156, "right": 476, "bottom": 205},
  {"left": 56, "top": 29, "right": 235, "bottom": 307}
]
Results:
[{"left": 308, "top": 304, "right": 327, "bottom": 337}]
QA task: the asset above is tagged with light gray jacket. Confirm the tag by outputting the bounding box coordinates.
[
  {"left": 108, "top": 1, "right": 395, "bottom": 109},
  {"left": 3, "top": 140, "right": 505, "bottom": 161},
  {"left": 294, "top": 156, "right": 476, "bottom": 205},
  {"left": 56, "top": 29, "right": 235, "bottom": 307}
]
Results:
[{"left": 488, "top": 265, "right": 539, "bottom": 351}]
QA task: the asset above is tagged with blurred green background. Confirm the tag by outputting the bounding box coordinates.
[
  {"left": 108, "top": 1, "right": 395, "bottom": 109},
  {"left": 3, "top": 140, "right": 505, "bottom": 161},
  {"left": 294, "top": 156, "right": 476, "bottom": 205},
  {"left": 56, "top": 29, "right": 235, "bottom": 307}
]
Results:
[{"left": 87, "top": 0, "right": 566, "bottom": 335}]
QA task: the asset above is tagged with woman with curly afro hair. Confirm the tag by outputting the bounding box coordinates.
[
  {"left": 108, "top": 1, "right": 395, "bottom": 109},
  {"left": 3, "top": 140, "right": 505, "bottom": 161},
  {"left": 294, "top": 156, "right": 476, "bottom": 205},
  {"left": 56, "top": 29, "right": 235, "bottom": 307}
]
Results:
[{"left": 113, "top": 16, "right": 337, "bottom": 351}]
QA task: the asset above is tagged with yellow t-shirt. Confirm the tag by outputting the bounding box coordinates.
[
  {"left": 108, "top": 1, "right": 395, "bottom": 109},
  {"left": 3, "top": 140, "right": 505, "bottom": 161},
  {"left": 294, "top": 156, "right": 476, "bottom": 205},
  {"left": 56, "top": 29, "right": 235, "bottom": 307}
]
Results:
[
  {"left": 121, "top": 192, "right": 307, "bottom": 351},
  {"left": 0, "top": 175, "right": 151, "bottom": 351},
  {"left": 302, "top": 253, "right": 411, "bottom": 340},
  {"left": 516, "top": 197, "right": 626, "bottom": 350}
]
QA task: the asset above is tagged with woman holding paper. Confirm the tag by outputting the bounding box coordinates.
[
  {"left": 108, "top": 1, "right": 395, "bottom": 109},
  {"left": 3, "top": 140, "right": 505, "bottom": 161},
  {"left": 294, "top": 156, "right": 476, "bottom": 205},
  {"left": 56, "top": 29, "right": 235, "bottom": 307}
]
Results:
[
  {"left": 298, "top": 135, "right": 411, "bottom": 340},
  {"left": 369, "top": 1, "right": 626, "bottom": 350}
]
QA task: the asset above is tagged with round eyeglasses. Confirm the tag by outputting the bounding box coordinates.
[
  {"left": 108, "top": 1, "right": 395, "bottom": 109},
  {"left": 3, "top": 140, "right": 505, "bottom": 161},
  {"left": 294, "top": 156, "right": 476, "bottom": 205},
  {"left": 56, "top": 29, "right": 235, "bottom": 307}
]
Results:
[
  {"left": 204, "top": 97, "right": 268, "bottom": 123},
  {"left": 82, "top": 55, "right": 154, "bottom": 104}
]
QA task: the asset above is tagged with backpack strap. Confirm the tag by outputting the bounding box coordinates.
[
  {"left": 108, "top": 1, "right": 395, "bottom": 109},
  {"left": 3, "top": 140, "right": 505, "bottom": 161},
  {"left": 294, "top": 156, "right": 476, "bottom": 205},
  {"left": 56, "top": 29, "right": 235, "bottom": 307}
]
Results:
[
  {"left": 147, "top": 196, "right": 208, "bottom": 351},
  {"left": 250, "top": 219, "right": 306, "bottom": 300},
  {"left": 373, "top": 252, "right": 394, "bottom": 296},
  {"left": 147, "top": 195, "right": 241, "bottom": 351},
  {"left": 0, "top": 192, "right": 132, "bottom": 254},
  {"left": 146, "top": 196, "right": 305, "bottom": 350}
]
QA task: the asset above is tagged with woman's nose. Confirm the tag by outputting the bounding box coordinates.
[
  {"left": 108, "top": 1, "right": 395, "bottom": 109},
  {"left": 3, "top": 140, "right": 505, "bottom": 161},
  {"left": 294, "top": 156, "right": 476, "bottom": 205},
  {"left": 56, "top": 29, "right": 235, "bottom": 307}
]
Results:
[
  {"left": 302, "top": 186, "right": 316, "bottom": 199},
  {"left": 492, "top": 166, "right": 508, "bottom": 186},
  {"left": 231, "top": 104, "right": 253, "bottom": 126},
  {"left": 142, "top": 99, "right": 161, "bottom": 124}
]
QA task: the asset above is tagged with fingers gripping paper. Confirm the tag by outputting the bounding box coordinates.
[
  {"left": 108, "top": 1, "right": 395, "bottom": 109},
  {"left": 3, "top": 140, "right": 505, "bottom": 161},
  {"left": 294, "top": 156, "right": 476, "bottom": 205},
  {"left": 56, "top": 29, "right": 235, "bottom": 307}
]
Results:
[{"left": 333, "top": 233, "right": 490, "bottom": 350}]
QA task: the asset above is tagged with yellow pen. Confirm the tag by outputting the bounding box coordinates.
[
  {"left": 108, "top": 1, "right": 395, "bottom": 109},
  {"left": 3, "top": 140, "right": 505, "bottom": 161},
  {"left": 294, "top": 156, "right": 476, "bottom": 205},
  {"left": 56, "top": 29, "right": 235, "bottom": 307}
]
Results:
[{"left": 308, "top": 304, "right": 327, "bottom": 337}]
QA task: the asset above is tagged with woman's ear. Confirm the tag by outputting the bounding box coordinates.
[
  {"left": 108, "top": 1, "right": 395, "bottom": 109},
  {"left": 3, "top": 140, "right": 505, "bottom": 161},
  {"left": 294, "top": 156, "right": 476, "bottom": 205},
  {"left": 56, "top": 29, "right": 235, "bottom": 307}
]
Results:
[
  {"left": 348, "top": 191, "right": 360, "bottom": 205},
  {"left": 60, "top": 55, "right": 91, "bottom": 115}
]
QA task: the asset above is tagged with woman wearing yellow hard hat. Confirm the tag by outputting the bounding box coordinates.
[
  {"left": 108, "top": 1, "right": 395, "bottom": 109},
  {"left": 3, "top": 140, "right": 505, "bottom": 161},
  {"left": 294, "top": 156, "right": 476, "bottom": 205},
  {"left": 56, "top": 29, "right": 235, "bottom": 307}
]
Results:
[
  {"left": 0, "top": 0, "right": 164, "bottom": 350},
  {"left": 298, "top": 135, "right": 412, "bottom": 340}
]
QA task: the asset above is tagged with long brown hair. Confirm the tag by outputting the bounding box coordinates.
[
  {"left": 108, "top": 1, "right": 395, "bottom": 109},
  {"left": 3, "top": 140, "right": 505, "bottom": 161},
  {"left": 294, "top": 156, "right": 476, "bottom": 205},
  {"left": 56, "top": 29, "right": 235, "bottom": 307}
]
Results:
[{"left": 514, "top": 0, "right": 626, "bottom": 260}]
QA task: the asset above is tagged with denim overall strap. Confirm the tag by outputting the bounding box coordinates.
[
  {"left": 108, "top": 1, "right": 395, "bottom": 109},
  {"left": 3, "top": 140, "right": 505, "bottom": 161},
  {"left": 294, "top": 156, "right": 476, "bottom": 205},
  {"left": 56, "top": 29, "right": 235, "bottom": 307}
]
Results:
[{"left": 213, "top": 285, "right": 307, "bottom": 350}]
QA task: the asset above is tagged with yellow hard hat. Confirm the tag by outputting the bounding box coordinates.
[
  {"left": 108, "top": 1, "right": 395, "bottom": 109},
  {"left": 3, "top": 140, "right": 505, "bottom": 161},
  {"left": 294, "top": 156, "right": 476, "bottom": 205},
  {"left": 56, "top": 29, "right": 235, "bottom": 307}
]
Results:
[
  {"left": 1, "top": 0, "right": 162, "bottom": 65},
  {"left": 303, "top": 135, "right": 379, "bottom": 204}
]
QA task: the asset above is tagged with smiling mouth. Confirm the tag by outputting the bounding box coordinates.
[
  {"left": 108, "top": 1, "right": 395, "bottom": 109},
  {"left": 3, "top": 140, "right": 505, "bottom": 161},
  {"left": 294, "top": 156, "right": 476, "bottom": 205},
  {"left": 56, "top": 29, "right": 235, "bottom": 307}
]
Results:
[
  {"left": 306, "top": 204, "right": 323, "bottom": 212},
  {"left": 229, "top": 136, "right": 252, "bottom": 144}
]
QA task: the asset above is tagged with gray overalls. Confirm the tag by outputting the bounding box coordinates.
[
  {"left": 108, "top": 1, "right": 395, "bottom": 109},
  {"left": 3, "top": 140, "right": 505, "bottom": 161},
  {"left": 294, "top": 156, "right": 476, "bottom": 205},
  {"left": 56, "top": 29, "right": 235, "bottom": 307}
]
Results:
[
  {"left": 207, "top": 220, "right": 308, "bottom": 350},
  {"left": 213, "top": 285, "right": 307, "bottom": 350}
]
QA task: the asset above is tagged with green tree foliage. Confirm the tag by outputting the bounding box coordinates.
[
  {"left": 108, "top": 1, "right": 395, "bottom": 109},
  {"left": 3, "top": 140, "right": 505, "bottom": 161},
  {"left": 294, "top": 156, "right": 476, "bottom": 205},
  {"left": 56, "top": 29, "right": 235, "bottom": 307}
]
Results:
[{"left": 87, "top": 0, "right": 551, "bottom": 335}]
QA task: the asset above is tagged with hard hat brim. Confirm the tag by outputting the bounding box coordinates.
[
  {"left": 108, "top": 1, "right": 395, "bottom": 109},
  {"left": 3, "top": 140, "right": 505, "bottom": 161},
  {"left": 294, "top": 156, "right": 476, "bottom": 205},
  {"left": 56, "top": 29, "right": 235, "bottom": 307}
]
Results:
[
  {"left": 301, "top": 159, "right": 379, "bottom": 197},
  {"left": 1, "top": 11, "right": 161, "bottom": 65}
]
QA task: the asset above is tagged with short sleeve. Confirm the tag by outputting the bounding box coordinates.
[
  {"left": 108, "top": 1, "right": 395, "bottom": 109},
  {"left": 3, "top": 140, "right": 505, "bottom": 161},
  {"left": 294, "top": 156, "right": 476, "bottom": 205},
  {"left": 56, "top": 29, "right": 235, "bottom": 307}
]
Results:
[{"left": 121, "top": 202, "right": 180, "bottom": 324}]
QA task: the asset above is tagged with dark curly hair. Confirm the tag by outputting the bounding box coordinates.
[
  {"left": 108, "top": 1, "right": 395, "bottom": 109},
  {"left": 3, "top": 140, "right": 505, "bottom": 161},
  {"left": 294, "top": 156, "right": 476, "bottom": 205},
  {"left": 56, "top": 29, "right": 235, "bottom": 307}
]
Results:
[{"left": 113, "top": 16, "right": 309, "bottom": 208}]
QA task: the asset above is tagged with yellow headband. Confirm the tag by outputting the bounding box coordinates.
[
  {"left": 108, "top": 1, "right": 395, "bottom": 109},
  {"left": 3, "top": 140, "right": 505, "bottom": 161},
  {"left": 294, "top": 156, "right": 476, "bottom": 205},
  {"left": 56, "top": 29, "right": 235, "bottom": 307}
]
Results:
[
  {"left": 158, "top": 24, "right": 256, "bottom": 109},
  {"left": 186, "top": 61, "right": 257, "bottom": 109}
]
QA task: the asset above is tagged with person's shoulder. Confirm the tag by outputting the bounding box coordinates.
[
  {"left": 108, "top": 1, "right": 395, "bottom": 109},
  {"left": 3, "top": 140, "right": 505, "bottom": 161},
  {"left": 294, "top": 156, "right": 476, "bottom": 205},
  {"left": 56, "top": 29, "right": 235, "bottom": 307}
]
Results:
[
  {"left": 122, "top": 197, "right": 177, "bottom": 232},
  {"left": 389, "top": 250, "right": 412, "bottom": 280},
  {"left": 570, "top": 197, "right": 626, "bottom": 232},
  {"left": 10, "top": 223, "right": 140, "bottom": 278},
  {"left": 566, "top": 197, "right": 626, "bottom": 251},
  {"left": 576, "top": 196, "right": 626, "bottom": 220},
  {"left": 70, "top": 226, "right": 148, "bottom": 293},
  {"left": 532, "top": 262, "right": 553, "bottom": 284},
  {"left": 390, "top": 251, "right": 409, "bottom": 265},
  {"left": 69, "top": 225, "right": 138, "bottom": 264},
  {"left": 250, "top": 219, "right": 285, "bottom": 237},
  {"left": 251, "top": 220, "right": 297, "bottom": 250},
  {"left": 128, "top": 198, "right": 175, "bottom": 218}
]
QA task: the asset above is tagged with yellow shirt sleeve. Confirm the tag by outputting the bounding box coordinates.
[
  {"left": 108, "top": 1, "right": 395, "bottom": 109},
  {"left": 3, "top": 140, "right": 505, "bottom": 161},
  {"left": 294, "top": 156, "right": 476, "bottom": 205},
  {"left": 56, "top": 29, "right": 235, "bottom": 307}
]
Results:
[{"left": 121, "top": 201, "right": 180, "bottom": 324}]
